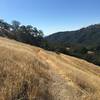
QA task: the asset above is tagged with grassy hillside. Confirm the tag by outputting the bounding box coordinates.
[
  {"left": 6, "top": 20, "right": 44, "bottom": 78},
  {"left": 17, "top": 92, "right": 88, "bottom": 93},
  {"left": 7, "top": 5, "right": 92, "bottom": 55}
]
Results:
[
  {"left": 45, "top": 24, "right": 100, "bottom": 65},
  {"left": 0, "top": 37, "right": 100, "bottom": 100}
]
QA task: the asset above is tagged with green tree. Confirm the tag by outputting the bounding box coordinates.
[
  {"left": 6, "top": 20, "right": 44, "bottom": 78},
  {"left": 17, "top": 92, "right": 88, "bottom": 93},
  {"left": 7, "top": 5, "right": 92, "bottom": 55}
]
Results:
[
  {"left": 38, "top": 30, "right": 44, "bottom": 37},
  {"left": 0, "top": 19, "right": 4, "bottom": 29},
  {"left": 80, "top": 47, "right": 88, "bottom": 54},
  {"left": 0, "top": 19, "right": 11, "bottom": 30},
  {"left": 12, "top": 20, "right": 21, "bottom": 31}
]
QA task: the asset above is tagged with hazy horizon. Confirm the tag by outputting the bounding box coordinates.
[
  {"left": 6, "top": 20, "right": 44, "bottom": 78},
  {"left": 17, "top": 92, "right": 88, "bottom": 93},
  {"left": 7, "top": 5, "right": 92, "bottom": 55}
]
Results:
[{"left": 0, "top": 0, "right": 100, "bottom": 35}]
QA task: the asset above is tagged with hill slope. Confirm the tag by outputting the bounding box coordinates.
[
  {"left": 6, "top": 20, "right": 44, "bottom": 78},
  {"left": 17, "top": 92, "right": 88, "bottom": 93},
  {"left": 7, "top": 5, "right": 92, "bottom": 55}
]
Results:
[
  {"left": 46, "top": 24, "right": 100, "bottom": 46},
  {"left": 0, "top": 37, "right": 100, "bottom": 100},
  {"left": 45, "top": 24, "right": 100, "bottom": 65}
]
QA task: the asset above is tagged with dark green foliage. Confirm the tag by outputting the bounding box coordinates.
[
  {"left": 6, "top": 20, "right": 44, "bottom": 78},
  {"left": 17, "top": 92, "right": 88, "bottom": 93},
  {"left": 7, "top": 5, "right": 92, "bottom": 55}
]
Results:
[
  {"left": 0, "top": 19, "right": 44, "bottom": 47},
  {"left": 12, "top": 20, "right": 21, "bottom": 31}
]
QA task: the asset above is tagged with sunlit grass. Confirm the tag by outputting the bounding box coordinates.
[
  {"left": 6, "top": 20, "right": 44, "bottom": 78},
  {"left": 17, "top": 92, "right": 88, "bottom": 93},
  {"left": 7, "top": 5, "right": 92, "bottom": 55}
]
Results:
[{"left": 0, "top": 37, "right": 100, "bottom": 100}]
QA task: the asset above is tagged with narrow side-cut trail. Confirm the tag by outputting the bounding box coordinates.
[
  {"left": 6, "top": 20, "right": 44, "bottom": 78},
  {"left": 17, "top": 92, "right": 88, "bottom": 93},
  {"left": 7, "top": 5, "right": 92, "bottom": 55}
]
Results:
[
  {"left": 37, "top": 50, "right": 100, "bottom": 99},
  {"left": 0, "top": 37, "right": 100, "bottom": 100}
]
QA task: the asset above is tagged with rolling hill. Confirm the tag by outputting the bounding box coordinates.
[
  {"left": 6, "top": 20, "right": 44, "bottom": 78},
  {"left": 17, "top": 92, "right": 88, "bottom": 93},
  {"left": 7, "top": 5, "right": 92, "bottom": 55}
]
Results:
[
  {"left": 0, "top": 37, "right": 100, "bottom": 100},
  {"left": 45, "top": 24, "right": 100, "bottom": 65},
  {"left": 46, "top": 24, "right": 100, "bottom": 46}
]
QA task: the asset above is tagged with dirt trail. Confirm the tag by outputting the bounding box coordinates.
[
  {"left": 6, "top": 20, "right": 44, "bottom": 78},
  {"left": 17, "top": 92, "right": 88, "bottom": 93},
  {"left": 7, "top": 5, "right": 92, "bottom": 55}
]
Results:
[{"left": 36, "top": 50, "right": 100, "bottom": 100}]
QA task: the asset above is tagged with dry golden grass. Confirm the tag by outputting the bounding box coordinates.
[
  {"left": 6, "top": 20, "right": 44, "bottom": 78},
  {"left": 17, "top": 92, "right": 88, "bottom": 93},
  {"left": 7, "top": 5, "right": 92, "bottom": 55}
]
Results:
[{"left": 0, "top": 37, "right": 100, "bottom": 100}]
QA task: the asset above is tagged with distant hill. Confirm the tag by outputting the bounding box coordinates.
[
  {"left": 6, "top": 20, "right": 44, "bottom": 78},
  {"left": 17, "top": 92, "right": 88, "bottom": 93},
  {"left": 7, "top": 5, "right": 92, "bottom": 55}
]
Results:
[
  {"left": 46, "top": 24, "right": 100, "bottom": 47},
  {"left": 0, "top": 37, "right": 100, "bottom": 100},
  {"left": 45, "top": 24, "right": 100, "bottom": 65}
]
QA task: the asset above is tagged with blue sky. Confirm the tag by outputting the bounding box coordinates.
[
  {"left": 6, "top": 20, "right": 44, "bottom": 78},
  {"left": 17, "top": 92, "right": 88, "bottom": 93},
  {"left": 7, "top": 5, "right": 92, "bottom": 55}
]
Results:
[{"left": 0, "top": 0, "right": 100, "bottom": 35}]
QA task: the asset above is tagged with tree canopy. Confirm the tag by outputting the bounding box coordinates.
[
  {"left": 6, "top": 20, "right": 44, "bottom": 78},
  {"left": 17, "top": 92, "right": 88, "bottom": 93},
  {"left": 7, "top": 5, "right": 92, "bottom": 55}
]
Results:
[{"left": 0, "top": 19, "right": 44, "bottom": 47}]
